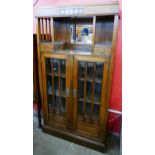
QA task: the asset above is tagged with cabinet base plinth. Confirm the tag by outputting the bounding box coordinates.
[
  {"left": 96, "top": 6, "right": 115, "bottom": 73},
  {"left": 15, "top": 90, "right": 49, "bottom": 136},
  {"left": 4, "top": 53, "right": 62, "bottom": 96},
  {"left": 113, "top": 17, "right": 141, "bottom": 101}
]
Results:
[{"left": 42, "top": 125, "right": 105, "bottom": 152}]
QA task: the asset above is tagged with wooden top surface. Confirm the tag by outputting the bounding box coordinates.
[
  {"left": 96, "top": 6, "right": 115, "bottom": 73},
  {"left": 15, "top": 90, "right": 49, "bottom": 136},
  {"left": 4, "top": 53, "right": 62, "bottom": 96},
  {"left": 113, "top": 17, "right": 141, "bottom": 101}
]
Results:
[{"left": 35, "top": 1, "right": 119, "bottom": 17}]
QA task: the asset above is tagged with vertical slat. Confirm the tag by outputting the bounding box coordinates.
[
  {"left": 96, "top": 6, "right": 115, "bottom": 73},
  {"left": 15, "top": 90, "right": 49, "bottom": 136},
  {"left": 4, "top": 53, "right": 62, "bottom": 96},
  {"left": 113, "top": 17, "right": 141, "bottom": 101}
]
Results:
[
  {"left": 92, "top": 16, "right": 96, "bottom": 51},
  {"left": 62, "top": 22, "right": 64, "bottom": 41},
  {"left": 73, "top": 58, "right": 78, "bottom": 130},
  {"left": 60, "top": 21, "right": 63, "bottom": 41},
  {"left": 36, "top": 18, "right": 44, "bottom": 103},
  {"left": 55, "top": 21, "right": 58, "bottom": 41},
  {"left": 51, "top": 60, "right": 55, "bottom": 113},
  {"left": 58, "top": 60, "right": 61, "bottom": 95},
  {"left": 58, "top": 22, "right": 60, "bottom": 41},
  {"left": 103, "top": 20, "right": 106, "bottom": 42},
  {"left": 107, "top": 20, "right": 110, "bottom": 41},
  {"left": 58, "top": 60, "right": 61, "bottom": 112},
  {"left": 65, "top": 21, "right": 67, "bottom": 42},
  {"left": 91, "top": 63, "right": 96, "bottom": 121},
  {"left": 39, "top": 19, "right": 42, "bottom": 40},
  {"left": 66, "top": 21, "right": 71, "bottom": 44},
  {"left": 45, "top": 18, "right": 48, "bottom": 40},
  {"left": 95, "top": 17, "right": 101, "bottom": 45},
  {"left": 66, "top": 56, "right": 71, "bottom": 129},
  {"left": 50, "top": 17, "right": 54, "bottom": 50},
  {"left": 61, "top": 22, "right": 63, "bottom": 41},
  {"left": 41, "top": 18, "right": 44, "bottom": 40},
  {"left": 36, "top": 18, "right": 44, "bottom": 122},
  {"left": 106, "top": 21, "right": 109, "bottom": 42},
  {"left": 41, "top": 55, "right": 48, "bottom": 123},
  {"left": 73, "top": 24, "right": 76, "bottom": 42},
  {"left": 83, "top": 62, "right": 87, "bottom": 120},
  {"left": 99, "top": 19, "right": 102, "bottom": 44},
  {"left": 101, "top": 20, "right": 104, "bottom": 43},
  {"left": 48, "top": 18, "right": 51, "bottom": 41},
  {"left": 98, "top": 62, "right": 109, "bottom": 140},
  {"left": 37, "top": 18, "right": 41, "bottom": 41}
]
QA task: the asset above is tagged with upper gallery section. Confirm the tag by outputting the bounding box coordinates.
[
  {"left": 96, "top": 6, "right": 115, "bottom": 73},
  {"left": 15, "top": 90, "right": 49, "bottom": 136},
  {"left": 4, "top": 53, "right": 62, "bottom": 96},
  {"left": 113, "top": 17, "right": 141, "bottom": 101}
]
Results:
[
  {"left": 34, "top": 1, "right": 119, "bottom": 17},
  {"left": 35, "top": 2, "right": 119, "bottom": 57}
]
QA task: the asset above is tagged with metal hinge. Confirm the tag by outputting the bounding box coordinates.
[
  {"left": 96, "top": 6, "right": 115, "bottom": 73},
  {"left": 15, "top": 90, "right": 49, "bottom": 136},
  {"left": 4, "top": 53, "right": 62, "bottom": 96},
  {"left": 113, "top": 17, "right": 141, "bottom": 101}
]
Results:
[
  {"left": 66, "top": 88, "right": 70, "bottom": 96},
  {"left": 40, "top": 56, "right": 42, "bottom": 64},
  {"left": 73, "top": 89, "right": 77, "bottom": 97}
]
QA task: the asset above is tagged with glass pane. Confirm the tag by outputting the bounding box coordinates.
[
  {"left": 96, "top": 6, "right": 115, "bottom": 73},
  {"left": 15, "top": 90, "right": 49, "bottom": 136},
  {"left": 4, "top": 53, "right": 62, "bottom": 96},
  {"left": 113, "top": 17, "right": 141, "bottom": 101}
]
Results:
[
  {"left": 61, "top": 98, "right": 66, "bottom": 113},
  {"left": 47, "top": 95, "right": 53, "bottom": 112},
  {"left": 54, "top": 95, "right": 61, "bottom": 112},
  {"left": 86, "top": 81, "right": 92, "bottom": 101},
  {"left": 45, "top": 58, "right": 67, "bottom": 116},
  {"left": 77, "top": 60, "right": 104, "bottom": 123},
  {"left": 60, "top": 78, "right": 66, "bottom": 97},
  {"left": 47, "top": 76, "right": 52, "bottom": 94},
  {"left": 87, "top": 62, "right": 93, "bottom": 79},
  {"left": 54, "top": 97, "right": 66, "bottom": 114},
  {"left": 93, "top": 104, "right": 100, "bottom": 121},
  {"left": 78, "top": 81, "right": 84, "bottom": 99},
  {"left": 85, "top": 102, "right": 91, "bottom": 119},
  {"left": 46, "top": 59, "right": 53, "bottom": 113},
  {"left": 53, "top": 59, "right": 59, "bottom": 74},
  {"left": 60, "top": 60, "right": 66, "bottom": 75},
  {"left": 78, "top": 61, "right": 85, "bottom": 78},
  {"left": 94, "top": 83, "right": 102, "bottom": 103},
  {"left": 78, "top": 101, "right": 83, "bottom": 116},
  {"left": 46, "top": 59, "right": 52, "bottom": 73},
  {"left": 96, "top": 63, "right": 104, "bottom": 80},
  {"left": 46, "top": 75, "right": 53, "bottom": 112},
  {"left": 54, "top": 76, "right": 59, "bottom": 95}
]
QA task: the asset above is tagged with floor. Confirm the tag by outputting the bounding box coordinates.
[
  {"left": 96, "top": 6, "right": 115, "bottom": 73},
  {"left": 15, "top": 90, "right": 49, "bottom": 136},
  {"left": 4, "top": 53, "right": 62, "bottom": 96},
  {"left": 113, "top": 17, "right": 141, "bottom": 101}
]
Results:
[{"left": 33, "top": 113, "right": 120, "bottom": 155}]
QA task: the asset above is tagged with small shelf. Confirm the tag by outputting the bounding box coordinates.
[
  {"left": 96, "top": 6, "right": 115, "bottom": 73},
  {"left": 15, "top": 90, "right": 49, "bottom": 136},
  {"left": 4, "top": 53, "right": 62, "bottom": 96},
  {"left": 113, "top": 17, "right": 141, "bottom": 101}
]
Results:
[
  {"left": 95, "top": 42, "right": 112, "bottom": 48},
  {"left": 47, "top": 72, "right": 66, "bottom": 78},
  {"left": 78, "top": 98, "right": 100, "bottom": 105},
  {"left": 94, "top": 43, "right": 112, "bottom": 57},
  {"left": 40, "top": 40, "right": 52, "bottom": 43},
  {"left": 54, "top": 41, "right": 66, "bottom": 45},
  {"left": 54, "top": 48, "right": 92, "bottom": 55}
]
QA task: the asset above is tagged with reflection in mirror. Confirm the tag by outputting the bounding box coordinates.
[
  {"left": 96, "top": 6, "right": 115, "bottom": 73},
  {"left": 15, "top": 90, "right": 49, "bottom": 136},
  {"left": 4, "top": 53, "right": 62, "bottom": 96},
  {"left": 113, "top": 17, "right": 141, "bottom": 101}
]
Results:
[{"left": 70, "top": 25, "right": 93, "bottom": 44}]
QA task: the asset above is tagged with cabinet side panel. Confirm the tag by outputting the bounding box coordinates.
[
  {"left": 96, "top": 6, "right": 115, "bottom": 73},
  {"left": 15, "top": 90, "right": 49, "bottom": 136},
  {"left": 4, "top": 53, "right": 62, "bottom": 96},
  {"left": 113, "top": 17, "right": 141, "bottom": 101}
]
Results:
[{"left": 103, "top": 15, "right": 119, "bottom": 140}]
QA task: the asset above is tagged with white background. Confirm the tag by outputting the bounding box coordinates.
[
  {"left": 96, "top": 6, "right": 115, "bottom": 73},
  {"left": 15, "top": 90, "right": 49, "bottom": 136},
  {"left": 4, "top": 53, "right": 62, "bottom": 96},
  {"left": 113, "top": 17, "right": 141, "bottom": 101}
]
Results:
[{"left": 0, "top": 0, "right": 155, "bottom": 154}]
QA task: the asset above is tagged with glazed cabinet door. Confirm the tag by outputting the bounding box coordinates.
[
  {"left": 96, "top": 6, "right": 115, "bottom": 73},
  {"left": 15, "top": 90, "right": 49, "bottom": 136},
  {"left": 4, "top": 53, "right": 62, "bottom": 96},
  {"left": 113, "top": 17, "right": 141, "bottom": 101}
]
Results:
[
  {"left": 41, "top": 53, "right": 71, "bottom": 130},
  {"left": 73, "top": 55, "right": 109, "bottom": 141}
]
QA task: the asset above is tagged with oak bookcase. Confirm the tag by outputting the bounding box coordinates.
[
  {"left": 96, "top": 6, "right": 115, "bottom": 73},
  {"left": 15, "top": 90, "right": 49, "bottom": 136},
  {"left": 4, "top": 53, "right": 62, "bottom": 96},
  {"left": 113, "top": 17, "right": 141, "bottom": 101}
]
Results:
[{"left": 35, "top": 1, "right": 119, "bottom": 152}]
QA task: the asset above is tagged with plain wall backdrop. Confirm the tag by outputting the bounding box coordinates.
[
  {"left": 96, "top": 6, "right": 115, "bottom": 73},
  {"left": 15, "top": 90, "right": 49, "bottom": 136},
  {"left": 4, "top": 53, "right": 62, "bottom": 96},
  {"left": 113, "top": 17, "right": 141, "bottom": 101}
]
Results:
[{"left": 33, "top": 0, "right": 122, "bottom": 134}]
